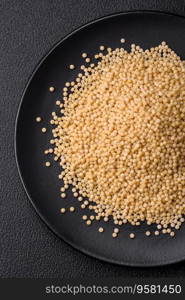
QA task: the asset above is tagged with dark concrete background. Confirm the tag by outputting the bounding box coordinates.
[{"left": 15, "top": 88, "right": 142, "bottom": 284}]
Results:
[{"left": 1, "top": 0, "right": 185, "bottom": 278}]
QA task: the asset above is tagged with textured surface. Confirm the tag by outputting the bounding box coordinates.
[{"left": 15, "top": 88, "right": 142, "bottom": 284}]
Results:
[{"left": 1, "top": 0, "right": 185, "bottom": 278}]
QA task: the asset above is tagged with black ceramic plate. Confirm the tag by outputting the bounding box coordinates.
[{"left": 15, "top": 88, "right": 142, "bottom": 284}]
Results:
[{"left": 15, "top": 11, "right": 185, "bottom": 267}]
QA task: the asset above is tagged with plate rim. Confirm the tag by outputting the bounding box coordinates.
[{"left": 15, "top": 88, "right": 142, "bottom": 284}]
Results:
[{"left": 15, "top": 10, "right": 185, "bottom": 267}]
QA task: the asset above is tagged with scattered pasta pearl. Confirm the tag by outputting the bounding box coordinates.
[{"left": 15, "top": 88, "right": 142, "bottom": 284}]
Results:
[
  {"left": 98, "top": 227, "right": 104, "bottom": 233},
  {"left": 69, "top": 206, "right": 75, "bottom": 212},
  {"left": 154, "top": 231, "right": 160, "bottom": 236},
  {"left": 60, "top": 208, "right": 66, "bottom": 213},
  {"left": 145, "top": 231, "right": 151, "bottom": 236},
  {"left": 36, "top": 117, "right": 41, "bottom": 122},
  {"left": 45, "top": 161, "right": 51, "bottom": 167},
  {"left": 61, "top": 193, "right": 66, "bottom": 198},
  {"left": 49, "top": 86, "right": 55, "bottom": 92},
  {"left": 82, "top": 215, "right": 87, "bottom": 220},
  {"left": 41, "top": 127, "right": 47, "bottom": 133},
  {"left": 86, "top": 220, "right": 91, "bottom": 225},
  {"left": 112, "top": 232, "right": 117, "bottom": 238},
  {"left": 130, "top": 233, "right": 135, "bottom": 239},
  {"left": 69, "top": 64, "right": 75, "bottom": 70},
  {"left": 120, "top": 38, "right": 125, "bottom": 43}
]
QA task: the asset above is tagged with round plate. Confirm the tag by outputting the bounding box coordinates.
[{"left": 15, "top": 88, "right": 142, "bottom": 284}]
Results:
[{"left": 15, "top": 11, "right": 185, "bottom": 267}]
